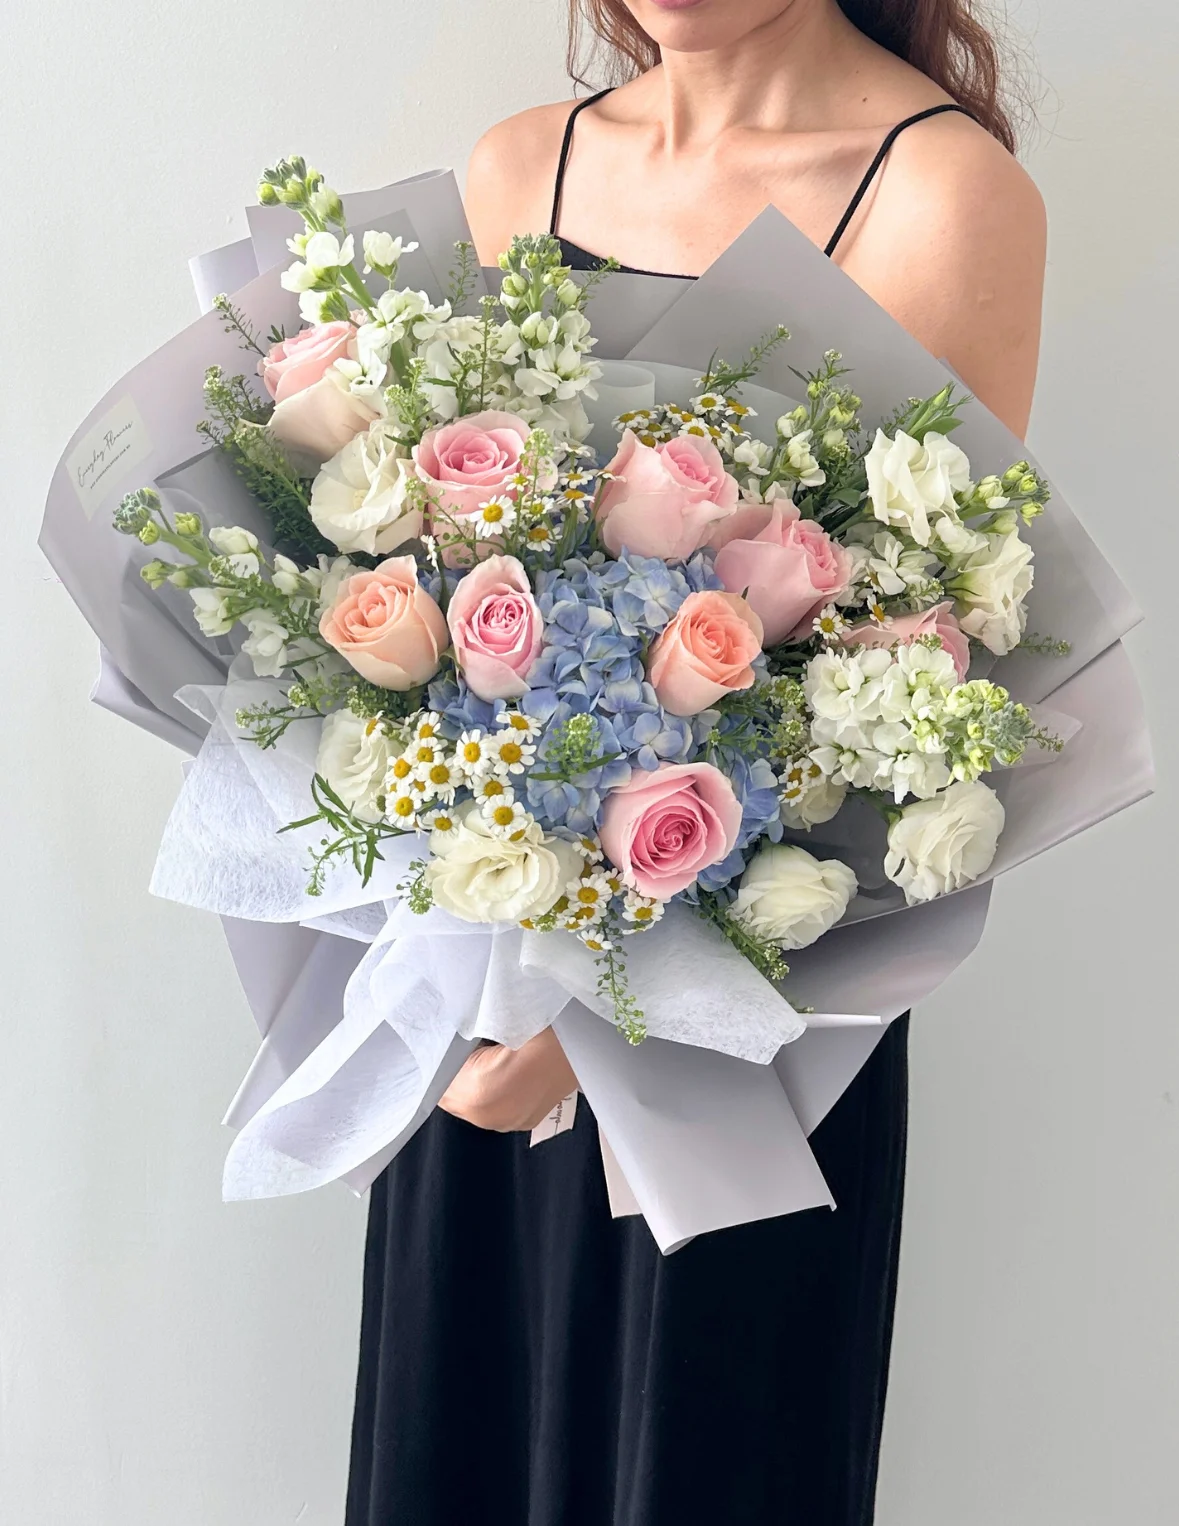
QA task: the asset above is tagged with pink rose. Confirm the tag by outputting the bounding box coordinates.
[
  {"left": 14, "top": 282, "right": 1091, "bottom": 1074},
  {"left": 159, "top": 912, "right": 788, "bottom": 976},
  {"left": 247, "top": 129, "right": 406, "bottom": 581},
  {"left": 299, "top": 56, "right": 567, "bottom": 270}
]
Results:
[
  {"left": 413, "top": 410, "right": 532, "bottom": 524},
  {"left": 446, "top": 554, "right": 544, "bottom": 702},
  {"left": 595, "top": 430, "right": 739, "bottom": 560},
  {"left": 259, "top": 321, "right": 356, "bottom": 402},
  {"left": 842, "top": 599, "right": 970, "bottom": 681},
  {"left": 713, "top": 504, "right": 853, "bottom": 647},
  {"left": 599, "top": 762, "right": 742, "bottom": 900},
  {"left": 318, "top": 555, "right": 449, "bottom": 689},
  {"left": 647, "top": 591, "right": 763, "bottom": 717}
]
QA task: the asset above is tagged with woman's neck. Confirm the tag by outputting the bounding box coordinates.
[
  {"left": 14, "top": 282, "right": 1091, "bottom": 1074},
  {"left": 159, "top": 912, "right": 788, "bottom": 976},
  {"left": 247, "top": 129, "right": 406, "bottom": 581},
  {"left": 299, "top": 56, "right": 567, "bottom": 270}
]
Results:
[{"left": 651, "top": 0, "right": 874, "bottom": 150}]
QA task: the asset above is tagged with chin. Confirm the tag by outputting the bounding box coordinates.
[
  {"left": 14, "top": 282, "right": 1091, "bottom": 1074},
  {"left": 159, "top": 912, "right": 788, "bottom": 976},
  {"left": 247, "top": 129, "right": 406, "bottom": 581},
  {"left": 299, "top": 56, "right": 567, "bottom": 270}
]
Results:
[{"left": 630, "top": 0, "right": 793, "bottom": 51}]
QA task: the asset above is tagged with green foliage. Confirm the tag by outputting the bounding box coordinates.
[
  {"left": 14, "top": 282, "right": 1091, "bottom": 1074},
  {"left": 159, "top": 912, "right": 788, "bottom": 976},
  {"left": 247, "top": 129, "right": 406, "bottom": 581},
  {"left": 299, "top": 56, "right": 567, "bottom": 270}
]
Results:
[
  {"left": 697, "top": 325, "right": 790, "bottom": 395},
  {"left": 197, "top": 366, "right": 333, "bottom": 561},
  {"left": 280, "top": 775, "right": 410, "bottom": 896},
  {"left": 398, "top": 859, "right": 434, "bottom": 915},
  {"left": 446, "top": 239, "right": 478, "bottom": 310},
  {"left": 591, "top": 919, "right": 647, "bottom": 1045},
  {"left": 531, "top": 713, "right": 620, "bottom": 782},
  {"left": 696, "top": 891, "right": 790, "bottom": 986}
]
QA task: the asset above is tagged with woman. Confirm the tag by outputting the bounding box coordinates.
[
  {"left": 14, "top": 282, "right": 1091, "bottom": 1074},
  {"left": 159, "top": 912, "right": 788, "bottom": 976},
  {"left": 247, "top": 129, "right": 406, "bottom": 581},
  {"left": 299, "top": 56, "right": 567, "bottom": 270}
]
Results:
[{"left": 347, "top": 3, "right": 1045, "bottom": 1522}]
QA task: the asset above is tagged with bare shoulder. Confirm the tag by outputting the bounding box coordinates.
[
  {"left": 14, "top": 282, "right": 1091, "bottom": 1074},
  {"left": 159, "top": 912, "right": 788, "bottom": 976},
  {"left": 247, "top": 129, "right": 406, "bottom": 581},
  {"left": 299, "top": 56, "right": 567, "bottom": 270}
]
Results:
[
  {"left": 846, "top": 112, "right": 1047, "bottom": 436},
  {"left": 464, "top": 101, "right": 579, "bottom": 260}
]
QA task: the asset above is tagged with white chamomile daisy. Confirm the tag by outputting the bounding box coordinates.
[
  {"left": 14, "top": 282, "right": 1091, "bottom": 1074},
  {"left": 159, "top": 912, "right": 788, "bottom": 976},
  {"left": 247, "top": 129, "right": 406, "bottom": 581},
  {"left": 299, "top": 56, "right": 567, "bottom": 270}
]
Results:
[
  {"left": 572, "top": 835, "right": 604, "bottom": 864},
  {"left": 486, "top": 731, "right": 536, "bottom": 776},
  {"left": 812, "top": 604, "right": 850, "bottom": 643},
  {"left": 577, "top": 930, "right": 614, "bottom": 954},
  {"left": 422, "top": 805, "right": 458, "bottom": 836},
  {"left": 495, "top": 708, "right": 541, "bottom": 742},
  {"left": 566, "top": 869, "right": 613, "bottom": 922},
  {"left": 524, "top": 522, "right": 554, "bottom": 551},
  {"left": 473, "top": 494, "right": 517, "bottom": 539},
  {"left": 482, "top": 797, "right": 532, "bottom": 839},
  {"left": 385, "top": 752, "right": 416, "bottom": 791},
  {"left": 405, "top": 735, "right": 443, "bottom": 772},
  {"left": 455, "top": 729, "right": 491, "bottom": 777},
  {"left": 622, "top": 890, "right": 664, "bottom": 930},
  {"left": 473, "top": 774, "right": 515, "bottom": 806},
  {"left": 417, "top": 756, "right": 460, "bottom": 802},
  {"left": 385, "top": 791, "right": 420, "bottom": 828},
  {"left": 779, "top": 758, "right": 826, "bottom": 804},
  {"left": 413, "top": 710, "right": 445, "bottom": 742}
]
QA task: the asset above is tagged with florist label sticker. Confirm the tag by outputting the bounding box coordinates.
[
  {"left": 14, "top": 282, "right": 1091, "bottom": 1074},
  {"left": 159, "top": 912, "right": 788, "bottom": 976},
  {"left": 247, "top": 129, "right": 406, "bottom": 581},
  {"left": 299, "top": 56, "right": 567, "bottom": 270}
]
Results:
[
  {"left": 67, "top": 397, "right": 153, "bottom": 518},
  {"left": 530, "top": 1092, "right": 578, "bottom": 1147}
]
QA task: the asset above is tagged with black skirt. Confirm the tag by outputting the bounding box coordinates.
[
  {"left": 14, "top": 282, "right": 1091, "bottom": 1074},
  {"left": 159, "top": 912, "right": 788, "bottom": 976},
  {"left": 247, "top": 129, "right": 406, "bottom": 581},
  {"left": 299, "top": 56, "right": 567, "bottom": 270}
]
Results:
[{"left": 346, "top": 1016, "right": 908, "bottom": 1526}]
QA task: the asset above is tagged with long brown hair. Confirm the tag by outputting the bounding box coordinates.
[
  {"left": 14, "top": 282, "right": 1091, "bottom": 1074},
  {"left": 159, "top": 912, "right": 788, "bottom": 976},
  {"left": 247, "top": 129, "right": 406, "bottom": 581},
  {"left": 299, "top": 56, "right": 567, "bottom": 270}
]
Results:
[{"left": 567, "top": 0, "right": 1019, "bottom": 152}]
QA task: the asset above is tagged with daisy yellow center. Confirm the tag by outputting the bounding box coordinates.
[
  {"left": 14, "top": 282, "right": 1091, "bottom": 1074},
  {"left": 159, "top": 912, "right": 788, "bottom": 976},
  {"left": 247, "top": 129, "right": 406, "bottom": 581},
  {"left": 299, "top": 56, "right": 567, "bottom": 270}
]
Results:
[
  {"left": 507, "top": 714, "right": 531, "bottom": 732},
  {"left": 418, "top": 723, "right": 437, "bottom": 738},
  {"left": 433, "top": 815, "right": 454, "bottom": 832},
  {"left": 482, "top": 779, "right": 506, "bottom": 798},
  {"left": 365, "top": 718, "right": 380, "bottom": 736},
  {"left": 390, "top": 758, "right": 412, "bottom": 779},
  {"left": 527, "top": 527, "right": 550, "bottom": 542},
  {"left": 576, "top": 886, "right": 601, "bottom": 905},
  {"left": 391, "top": 796, "right": 416, "bottom": 819},
  {"left": 481, "top": 503, "right": 505, "bottom": 524},
  {"left": 632, "top": 906, "right": 654, "bottom": 921},
  {"left": 563, "top": 488, "right": 586, "bottom": 501},
  {"left": 584, "top": 938, "right": 606, "bottom": 951},
  {"left": 428, "top": 763, "right": 451, "bottom": 785},
  {"left": 498, "top": 740, "right": 523, "bottom": 765},
  {"left": 414, "top": 745, "right": 436, "bottom": 763},
  {"left": 491, "top": 804, "right": 516, "bottom": 827},
  {"left": 462, "top": 740, "right": 483, "bottom": 762}
]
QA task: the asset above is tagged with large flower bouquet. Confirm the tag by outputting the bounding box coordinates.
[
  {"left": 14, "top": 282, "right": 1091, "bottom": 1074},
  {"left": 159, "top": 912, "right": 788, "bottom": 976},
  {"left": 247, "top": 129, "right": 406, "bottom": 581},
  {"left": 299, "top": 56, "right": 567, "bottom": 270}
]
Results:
[
  {"left": 43, "top": 157, "right": 1148, "bottom": 1243},
  {"left": 112, "top": 157, "right": 1061, "bottom": 1043}
]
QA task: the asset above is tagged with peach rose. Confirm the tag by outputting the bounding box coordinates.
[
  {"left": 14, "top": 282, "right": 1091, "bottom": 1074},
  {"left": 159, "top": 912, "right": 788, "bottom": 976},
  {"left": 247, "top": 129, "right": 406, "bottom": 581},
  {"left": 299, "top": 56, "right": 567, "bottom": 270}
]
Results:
[
  {"left": 413, "top": 410, "right": 532, "bottom": 524},
  {"left": 268, "top": 364, "right": 382, "bottom": 474},
  {"left": 447, "top": 554, "right": 544, "bottom": 702},
  {"left": 595, "top": 430, "right": 738, "bottom": 560},
  {"left": 647, "top": 591, "right": 763, "bottom": 716},
  {"left": 713, "top": 504, "right": 853, "bottom": 647},
  {"left": 841, "top": 599, "right": 971, "bottom": 681},
  {"left": 318, "top": 555, "right": 448, "bottom": 689},
  {"left": 259, "top": 321, "right": 356, "bottom": 402},
  {"left": 599, "top": 762, "right": 742, "bottom": 900}
]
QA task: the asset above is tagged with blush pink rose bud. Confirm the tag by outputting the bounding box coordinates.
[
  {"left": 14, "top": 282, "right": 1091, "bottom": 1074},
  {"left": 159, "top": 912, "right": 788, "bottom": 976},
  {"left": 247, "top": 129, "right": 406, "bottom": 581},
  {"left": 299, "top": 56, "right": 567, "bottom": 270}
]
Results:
[
  {"left": 259, "top": 321, "right": 356, "bottom": 402},
  {"left": 599, "top": 762, "right": 742, "bottom": 900},
  {"left": 713, "top": 503, "right": 853, "bottom": 647},
  {"left": 446, "top": 554, "right": 544, "bottom": 702},
  {"left": 263, "top": 322, "right": 382, "bottom": 472},
  {"left": 318, "top": 555, "right": 449, "bottom": 689},
  {"left": 841, "top": 599, "right": 971, "bottom": 681},
  {"left": 595, "top": 429, "right": 739, "bottom": 560},
  {"left": 647, "top": 591, "right": 763, "bottom": 717},
  {"left": 413, "top": 410, "right": 533, "bottom": 524}
]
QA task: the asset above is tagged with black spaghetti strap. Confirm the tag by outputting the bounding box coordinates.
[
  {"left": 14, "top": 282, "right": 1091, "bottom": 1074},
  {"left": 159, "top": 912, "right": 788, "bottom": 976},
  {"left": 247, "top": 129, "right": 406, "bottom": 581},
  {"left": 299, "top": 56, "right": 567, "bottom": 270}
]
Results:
[
  {"left": 550, "top": 88, "right": 614, "bottom": 237},
  {"left": 824, "top": 103, "right": 975, "bottom": 258}
]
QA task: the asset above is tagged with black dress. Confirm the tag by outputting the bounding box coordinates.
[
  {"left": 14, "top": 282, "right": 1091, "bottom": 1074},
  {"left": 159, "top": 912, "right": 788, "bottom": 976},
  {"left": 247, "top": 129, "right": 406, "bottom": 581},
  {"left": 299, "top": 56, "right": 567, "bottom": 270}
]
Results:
[{"left": 346, "top": 95, "right": 974, "bottom": 1526}]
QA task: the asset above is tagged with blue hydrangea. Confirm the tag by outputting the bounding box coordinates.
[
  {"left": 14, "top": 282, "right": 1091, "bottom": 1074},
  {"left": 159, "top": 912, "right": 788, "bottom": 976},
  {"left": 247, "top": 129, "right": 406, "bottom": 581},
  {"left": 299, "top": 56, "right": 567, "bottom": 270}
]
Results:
[
  {"left": 695, "top": 755, "right": 783, "bottom": 892},
  {"left": 607, "top": 549, "right": 723, "bottom": 637},
  {"left": 610, "top": 680, "right": 695, "bottom": 770},
  {"left": 522, "top": 695, "right": 631, "bottom": 834},
  {"left": 427, "top": 671, "right": 499, "bottom": 736}
]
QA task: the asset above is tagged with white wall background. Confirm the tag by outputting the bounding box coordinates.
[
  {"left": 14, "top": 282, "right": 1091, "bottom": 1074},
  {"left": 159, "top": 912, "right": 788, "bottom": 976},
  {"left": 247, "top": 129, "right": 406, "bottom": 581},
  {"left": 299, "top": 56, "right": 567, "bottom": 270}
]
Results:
[{"left": 1, "top": 1, "right": 1174, "bottom": 1521}]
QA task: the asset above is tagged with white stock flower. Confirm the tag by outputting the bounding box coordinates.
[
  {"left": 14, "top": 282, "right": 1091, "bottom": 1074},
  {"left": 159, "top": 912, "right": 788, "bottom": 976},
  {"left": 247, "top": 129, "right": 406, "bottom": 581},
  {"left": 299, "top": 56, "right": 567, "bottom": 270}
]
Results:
[
  {"left": 239, "top": 610, "right": 293, "bottom": 677},
  {"left": 314, "top": 709, "right": 398, "bottom": 824},
  {"left": 884, "top": 779, "right": 1005, "bottom": 904},
  {"left": 206, "top": 525, "right": 261, "bottom": 576},
  {"left": 732, "top": 844, "right": 857, "bottom": 952},
  {"left": 947, "top": 531, "right": 1034, "bottom": 655},
  {"left": 362, "top": 231, "right": 417, "bottom": 273},
  {"left": 189, "top": 587, "right": 234, "bottom": 637},
  {"left": 865, "top": 428, "right": 972, "bottom": 546},
  {"left": 303, "top": 231, "right": 354, "bottom": 272},
  {"left": 425, "top": 804, "right": 583, "bottom": 923},
  {"left": 309, "top": 422, "right": 423, "bottom": 555}
]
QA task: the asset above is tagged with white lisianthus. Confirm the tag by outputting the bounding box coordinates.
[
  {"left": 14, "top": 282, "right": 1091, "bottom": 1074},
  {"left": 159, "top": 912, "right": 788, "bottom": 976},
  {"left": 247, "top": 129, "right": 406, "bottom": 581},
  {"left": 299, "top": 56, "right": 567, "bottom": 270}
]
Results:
[
  {"left": 239, "top": 610, "right": 292, "bottom": 677},
  {"left": 946, "top": 530, "right": 1034, "bottom": 655},
  {"left": 206, "top": 525, "right": 261, "bottom": 576},
  {"left": 314, "top": 709, "right": 398, "bottom": 824},
  {"left": 731, "top": 844, "right": 857, "bottom": 951},
  {"left": 425, "top": 803, "right": 583, "bottom": 924},
  {"left": 189, "top": 587, "right": 234, "bottom": 637},
  {"left": 308, "top": 421, "right": 423, "bottom": 555},
  {"left": 883, "top": 779, "right": 1005, "bottom": 904},
  {"left": 865, "top": 428, "right": 972, "bottom": 546}
]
